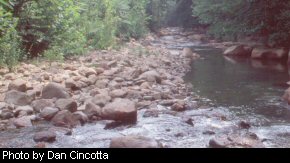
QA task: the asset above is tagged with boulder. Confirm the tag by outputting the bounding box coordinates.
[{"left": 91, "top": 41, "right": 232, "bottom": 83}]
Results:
[
  {"left": 73, "top": 111, "right": 89, "bottom": 125},
  {"left": 39, "top": 107, "right": 59, "bottom": 120},
  {"left": 209, "top": 134, "right": 264, "bottom": 148},
  {"left": 0, "top": 110, "right": 14, "bottom": 119},
  {"left": 13, "top": 116, "right": 33, "bottom": 128},
  {"left": 33, "top": 131, "right": 56, "bottom": 143},
  {"left": 209, "top": 138, "right": 227, "bottom": 148},
  {"left": 42, "top": 73, "right": 50, "bottom": 80},
  {"left": 8, "top": 79, "right": 27, "bottom": 92},
  {"left": 251, "top": 48, "right": 288, "bottom": 60},
  {"left": 139, "top": 70, "right": 161, "bottom": 83},
  {"left": 239, "top": 121, "right": 251, "bottom": 129},
  {"left": 84, "top": 102, "right": 102, "bottom": 119},
  {"left": 95, "top": 79, "right": 108, "bottom": 89},
  {"left": 95, "top": 68, "right": 105, "bottom": 74},
  {"left": 171, "top": 101, "right": 186, "bottom": 112},
  {"left": 223, "top": 45, "right": 252, "bottom": 57},
  {"left": 41, "top": 83, "right": 70, "bottom": 99},
  {"left": 88, "top": 74, "right": 98, "bottom": 85},
  {"left": 14, "top": 106, "right": 34, "bottom": 117},
  {"left": 182, "top": 48, "right": 193, "bottom": 58},
  {"left": 103, "top": 68, "right": 119, "bottom": 76},
  {"left": 108, "top": 81, "right": 121, "bottom": 89},
  {"left": 4, "top": 90, "right": 32, "bottom": 106},
  {"left": 55, "top": 99, "right": 77, "bottom": 113},
  {"left": 31, "top": 99, "right": 54, "bottom": 112},
  {"left": 65, "top": 79, "right": 80, "bottom": 91},
  {"left": 143, "top": 109, "right": 159, "bottom": 118},
  {"left": 102, "top": 98, "right": 137, "bottom": 123},
  {"left": 51, "top": 110, "right": 77, "bottom": 128},
  {"left": 4, "top": 73, "right": 16, "bottom": 80},
  {"left": 92, "top": 94, "right": 111, "bottom": 107},
  {"left": 107, "top": 60, "right": 117, "bottom": 67},
  {"left": 63, "top": 65, "right": 77, "bottom": 71},
  {"left": 78, "top": 67, "right": 96, "bottom": 77},
  {"left": 110, "top": 136, "right": 162, "bottom": 148},
  {"left": 110, "top": 89, "right": 127, "bottom": 98},
  {"left": 126, "top": 90, "right": 142, "bottom": 99},
  {"left": 52, "top": 76, "right": 63, "bottom": 83}
]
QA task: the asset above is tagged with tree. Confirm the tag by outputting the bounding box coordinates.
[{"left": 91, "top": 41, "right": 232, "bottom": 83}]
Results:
[
  {"left": 146, "top": 0, "right": 176, "bottom": 31},
  {"left": 0, "top": 4, "right": 21, "bottom": 70},
  {"left": 167, "top": 0, "right": 199, "bottom": 28},
  {"left": 193, "top": 0, "right": 290, "bottom": 47}
]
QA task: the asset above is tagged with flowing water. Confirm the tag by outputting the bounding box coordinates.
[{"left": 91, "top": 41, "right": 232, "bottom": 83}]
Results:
[
  {"left": 184, "top": 46, "right": 290, "bottom": 147},
  {"left": 185, "top": 46, "right": 290, "bottom": 124}
]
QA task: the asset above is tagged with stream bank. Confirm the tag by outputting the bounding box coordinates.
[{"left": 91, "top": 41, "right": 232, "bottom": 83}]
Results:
[{"left": 1, "top": 27, "right": 287, "bottom": 148}]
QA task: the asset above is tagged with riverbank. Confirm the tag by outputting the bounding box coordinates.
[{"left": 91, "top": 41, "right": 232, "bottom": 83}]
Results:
[{"left": 0, "top": 28, "right": 266, "bottom": 148}]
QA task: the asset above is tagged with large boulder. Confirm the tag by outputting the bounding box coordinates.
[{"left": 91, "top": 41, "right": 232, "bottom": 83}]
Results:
[
  {"left": 110, "top": 89, "right": 128, "bottom": 98},
  {"left": 31, "top": 99, "right": 54, "bottom": 112},
  {"left": 51, "top": 110, "right": 78, "bottom": 128},
  {"left": 84, "top": 102, "right": 102, "bottom": 119},
  {"left": 110, "top": 136, "right": 162, "bottom": 148},
  {"left": 33, "top": 131, "right": 56, "bottom": 143},
  {"left": 182, "top": 48, "right": 193, "bottom": 58},
  {"left": 251, "top": 48, "right": 288, "bottom": 60},
  {"left": 55, "top": 99, "right": 77, "bottom": 113},
  {"left": 65, "top": 78, "right": 80, "bottom": 91},
  {"left": 92, "top": 94, "right": 111, "bottom": 107},
  {"left": 41, "top": 83, "right": 70, "bottom": 99},
  {"left": 101, "top": 98, "right": 137, "bottom": 123},
  {"left": 138, "top": 70, "right": 161, "bottom": 83},
  {"left": 13, "top": 116, "right": 33, "bottom": 128},
  {"left": 223, "top": 45, "right": 252, "bottom": 57},
  {"left": 78, "top": 67, "right": 96, "bottom": 77},
  {"left": 72, "top": 111, "right": 89, "bottom": 125},
  {"left": 8, "top": 79, "right": 27, "bottom": 92},
  {"left": 39, "top": 107, "right": 59, "bottom": 120},
  {"left": 14, "top": 105, "right": 34, "bottom": 117},
  {"left": 4, "top": 90, "right": 32, "bottom": 106},
  {"left": 0, "top": 110, "right": 14, "bottom": 119},
  {"left": 209, "top": 134, "right": 264, "bottom": 148}
]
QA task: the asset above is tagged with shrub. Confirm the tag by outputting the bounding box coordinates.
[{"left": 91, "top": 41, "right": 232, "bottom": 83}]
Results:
[{"left": 0, "top": 6, "right": 21, "bottom": 70}]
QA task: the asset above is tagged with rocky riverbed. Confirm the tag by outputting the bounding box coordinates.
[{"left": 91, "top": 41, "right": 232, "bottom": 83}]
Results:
[{"left": 0, "top": 27, "right": 266, "bottom": 148}]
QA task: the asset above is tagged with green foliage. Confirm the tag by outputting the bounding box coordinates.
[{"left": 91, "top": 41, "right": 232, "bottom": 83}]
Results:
[
  {"left": 81, "top": 0, "right": 119, "bottom": 49},
  {"left": 0, "top": 0, "right": 160, "bottom": 69},
  {"left": 18, "top": 0, "right": 86, "bottom": 57},
  {"left": 117, "top": 0, "right": 149, "bottom": 40},
  {"left": 81, "top": 0, "right": 149, "bottom": 48},
  {"left": 43, "top": 48, "right": 64, "bottom": 64},
  {"left": 193, "top": 0, "right": 290, "bottom": 47},
  {"left": 0, "top": 6, "right": 21, "bottom": 70},
  {"left": 147, "top": 0, "right": 176, "bottom": 30}
]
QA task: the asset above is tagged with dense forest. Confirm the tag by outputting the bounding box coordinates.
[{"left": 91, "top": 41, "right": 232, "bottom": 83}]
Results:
[{"left": 1, "top": 0, "right": 290, "bottom": 69}]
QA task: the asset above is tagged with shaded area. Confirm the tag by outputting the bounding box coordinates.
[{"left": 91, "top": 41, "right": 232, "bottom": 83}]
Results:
[{"left": 167, "top": 0, "right": 200, "bottom": 28}]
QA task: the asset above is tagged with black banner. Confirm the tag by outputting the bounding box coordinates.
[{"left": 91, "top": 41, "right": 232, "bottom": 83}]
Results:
[{"left": 0, "top": 148, "right": 289, "bottom": 162}]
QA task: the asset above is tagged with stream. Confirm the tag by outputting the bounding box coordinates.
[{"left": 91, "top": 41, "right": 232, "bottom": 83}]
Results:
[
  {"left": 1, "top": 28, "right": 290, "bottom": 148},
  {"left": 185, "top": 46, "right": 290, "bottom": 147}
]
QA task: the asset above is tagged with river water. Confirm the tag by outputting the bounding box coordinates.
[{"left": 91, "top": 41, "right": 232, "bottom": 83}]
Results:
[
  {"left": 184, "top": 46, "right": 290, "bottom": 147},
  {"left": 185, "top": 46, "right": 290, "bottom": 124}
]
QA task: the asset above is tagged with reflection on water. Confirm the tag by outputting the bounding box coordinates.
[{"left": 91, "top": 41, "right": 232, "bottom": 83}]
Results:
[{"left": 184, "top": 46, "right": 290, "bottom": 124}]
